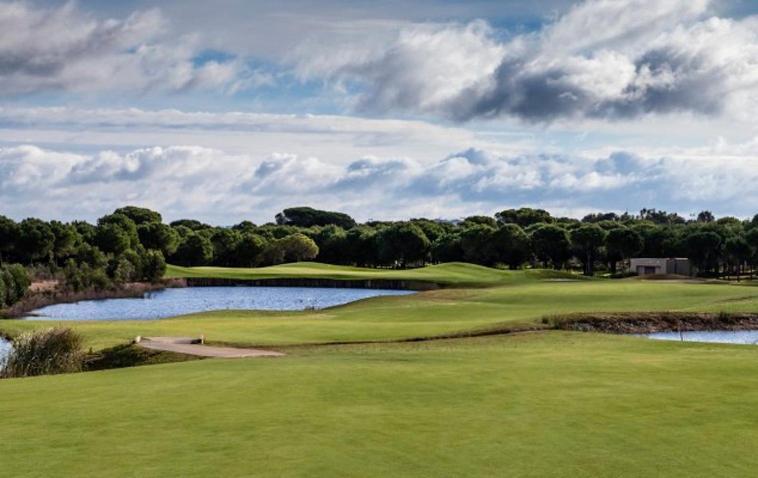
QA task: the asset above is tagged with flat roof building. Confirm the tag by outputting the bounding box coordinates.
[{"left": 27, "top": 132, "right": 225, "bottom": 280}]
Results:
[{"left": 629, "top": 258, "right": 694, "bottom": 277}]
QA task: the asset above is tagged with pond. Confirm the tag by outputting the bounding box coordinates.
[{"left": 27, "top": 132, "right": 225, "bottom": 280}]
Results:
[
  {"left": 644, "top": 330, "right": 758, "bottom": 345},
  {"left": 0, "top": 337, "right": 11, "bottom": 367},
  {"left": 24, "top": 286, "right": 414, "bottom": 321}
]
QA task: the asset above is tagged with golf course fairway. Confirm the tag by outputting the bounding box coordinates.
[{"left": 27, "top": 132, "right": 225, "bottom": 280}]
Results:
[{"left": 2, "top": 263, "right": 758, "bottom": 477}]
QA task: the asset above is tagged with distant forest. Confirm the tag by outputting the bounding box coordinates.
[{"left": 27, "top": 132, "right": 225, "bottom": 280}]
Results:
[{"left": 0, "top": 205, "right": 756, "bottom": 307}]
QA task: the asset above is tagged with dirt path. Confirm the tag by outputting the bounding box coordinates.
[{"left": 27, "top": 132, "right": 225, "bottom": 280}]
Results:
[{"left": 137, "top": 337, "right": 285, "bottom": 358}]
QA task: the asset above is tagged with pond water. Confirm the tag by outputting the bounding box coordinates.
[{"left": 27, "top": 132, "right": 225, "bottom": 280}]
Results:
[
  {"left": 0, "top": 337, "right": 11, "bottom": 367},
  {"left": 24, "top": 286, "right": 414, "bottom": 321},
  {"left": 645, "top": 330, "right": 758, "bottom": 345}
]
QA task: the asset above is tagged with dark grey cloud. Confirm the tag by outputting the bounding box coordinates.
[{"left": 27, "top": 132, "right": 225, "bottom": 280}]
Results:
[{"left": 300, "top": 0, "right": 758, "bottom": 122}]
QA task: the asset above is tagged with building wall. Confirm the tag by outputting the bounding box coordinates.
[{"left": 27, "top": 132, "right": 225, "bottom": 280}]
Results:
[
  {"left": 629, "top": 258, "right": 694, "bottom": 276},
  {"left": 630, "top": 258, "right": 666, "bottom": 275},
  {"left": 666, "top": 259, "right": 693, "bottom": 276}
]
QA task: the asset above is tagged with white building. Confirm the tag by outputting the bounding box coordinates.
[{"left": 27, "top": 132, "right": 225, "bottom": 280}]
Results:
[{"left": 629, "top": 258, "right": 694, "bottom": 276}]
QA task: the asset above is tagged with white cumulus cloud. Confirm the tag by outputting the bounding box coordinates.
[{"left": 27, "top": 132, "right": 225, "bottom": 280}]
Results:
[
  {"left": 294, "top": 0, "right": 758, "bottom": 122},
  {"left": 0, "top": 2, "right": 252, "bottom": 94}
]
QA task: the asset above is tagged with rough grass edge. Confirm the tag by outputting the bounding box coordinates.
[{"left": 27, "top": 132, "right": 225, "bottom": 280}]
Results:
[{"left": 545, "top": 311, "right": 758, "bottom": 334}]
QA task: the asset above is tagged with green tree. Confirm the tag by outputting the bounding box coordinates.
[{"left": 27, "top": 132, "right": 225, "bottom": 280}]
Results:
[
  {"left": 74, "top": 243, "right": 108, "bottom": 269},
  {"left": 107, "top": 249, "right": 145, "bottom": 283},
  {"left": 72, "top": 221, "right": 97, "bottom": 244},
  {"left": 231, "top": 221, "right": 257, "bottom": 233},
  {"left": 313, "top": 225, "right": 348, "bottom": 264},
  {"left": 279, "top": 233, "right": 319, "bottom": 263},
  {"left": 724, "top": 235, "right": 750, "bottom": 280},
  {"left": 0, "top": 272, "right": 6, "bottom": 307},
  {"left": 376, "top": 223, "right": 431, "bottom": 267},
  {"left": 172, "top": 233, "right": 214, "bottom": 266},
  {"left": 431, "top": 233, "right": 464, "bottom": 263},
  {"left": 605, "top": 227, "right": 643, "bottom": 273},
  {"left": 409, "top": 219, "right": 448, "bottom": 243},
  {"left": 0, "top": 215, "right": 18, "bottom": 264},
  {"left": 461, "top": 216, "right": 497, "bottom": 229},
  {"left": 275, "top": 207, "right": 356, "bottom": 229},
  {"left": 142, "top": 250, "right": 167, "bottom": 283},
  {"left": 344, "top": 227, "right": 379, "bottom": 266},
  {"left": 113, "top": 206, "right": 162, "bottom": 225},
  {"left": 235, "top": 233, "right": 267, "bottom": 267},
  {"left": 459, "top": 225, "right": 497, "bottom": 265},
  {"left": 169, "top": 219, "right": 210, "bottom": 231},
  {"left": 17, "top": 218, "right": 55, "bottom": 264},
  {"left": 570, "top": 224, "right": 607, "bottom": 276},
  {"left": 496, "top": 208, "right": 553, "bottom": 228},
  {"left": 1, "top": 264, "right": 30, "bottom": 305},
  {"left": 530, "top": 224, "right": 571, "bottom": 269},
  {"left": 97, "top": 213, "right": 139, "bottom": 248},
  {"left": 94, "top": 223, "right": 131, "bottom": 255},
  {"left": 138, "top": 222, "right": 179, "bottom": 257},
  {"left": 685, "top": 231, "right": 722, "bottom": 275},
  {"left": 493, "top": 224, "right": 530, "bottom": 269},
  {"left": 696, "top": 210, "right": 715, "bottom": 223},
  {"left": 745, "top": 229, "right": 758, "bottom": 278},
  {"left": 50, "top": 221, "right": 80, "bottom": 264},
  {"left": 210, "top": 229, "right": 242, "bottom": 266}
]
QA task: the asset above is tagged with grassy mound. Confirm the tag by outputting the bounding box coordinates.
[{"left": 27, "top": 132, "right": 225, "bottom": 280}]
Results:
[{"left": 165, "top": 261, "right": 583, "bottom": 287}]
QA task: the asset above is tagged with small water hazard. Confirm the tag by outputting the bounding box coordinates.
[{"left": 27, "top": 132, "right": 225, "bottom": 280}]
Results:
[
  {"left": 0, "top": 337, "right": 11, "bottom": 367},
  {"left": 24, "top": 286, "right": 414, "bottom": 321},
  {"left": 644, "top": 330, "right": 758, "bottom": 345}
]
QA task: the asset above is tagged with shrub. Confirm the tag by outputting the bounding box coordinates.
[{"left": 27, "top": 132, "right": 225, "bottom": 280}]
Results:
[
  {"left": 0, "top": 277, "right": 5, "bottom": 307},
  {"left": 1, "top": 328, "right": 84, "bottom": 378},
  {"left": 0, "top": 264, "right": 30, "bottom": 307},
  {"left": 63, "top": 260, "right": 112, "bottom": 292},
  {"left": 142, "top": 250, "right": 167, "bottom": 283}
]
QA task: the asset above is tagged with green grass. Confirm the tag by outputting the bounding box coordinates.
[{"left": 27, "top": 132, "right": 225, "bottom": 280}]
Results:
[
  {"left": 4, "top": 262, "right": 758, "bottom": 476},
  {"left": 165, "top": 261, "right": 580, "bottom": 286},
  {"left": 3, "top": 332, "right": 758, "bottom": 477},
  {"left": 3, "top": 275, "right": 758, "bottom": 350}
]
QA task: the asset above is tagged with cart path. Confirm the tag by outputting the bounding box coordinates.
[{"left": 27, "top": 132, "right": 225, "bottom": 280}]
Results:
[{"left": 137, "top": 337, "right": 285, "bottom": 358}]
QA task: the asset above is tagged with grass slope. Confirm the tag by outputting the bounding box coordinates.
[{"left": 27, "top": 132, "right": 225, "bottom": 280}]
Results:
[
  {"left": 3, "top": 274, "right": 758, "bottom": 350},
  {"left": 165, "top": 261, "right": 577, "bottom": 286},
  {"left": 3, "top": 332, "right": 758, "bottom": 477}
]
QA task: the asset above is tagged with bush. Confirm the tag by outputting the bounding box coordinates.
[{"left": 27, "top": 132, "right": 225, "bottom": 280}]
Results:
[
  {"left": 0, "top": 264, "right": 30, "bottom": 307},
  {"left": 63, "top": 260, "right": 112, "bottom": 292},
  {"left": 142, "top": 250, "right": 167, "bottom": 283},
  {"left": 0, "top": 276, "right": 6, "bottom": 308},
  {"left": 1, "top": 328, "right": 84, "bottom": 378}
]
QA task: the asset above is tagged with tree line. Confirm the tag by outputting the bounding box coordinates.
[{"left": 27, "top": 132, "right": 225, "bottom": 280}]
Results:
[{"left": 2, "top": 205, "right": 758, "bottom": 301}]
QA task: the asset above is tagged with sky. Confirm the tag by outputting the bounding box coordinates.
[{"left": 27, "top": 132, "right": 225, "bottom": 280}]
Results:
[{"left": 1, "top": 0, "right": 757, "bottom": 224}]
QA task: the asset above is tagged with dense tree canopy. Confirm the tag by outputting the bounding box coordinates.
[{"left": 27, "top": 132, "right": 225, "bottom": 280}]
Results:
[
  {"left": 570, "top": 225, "right": 607, "bottom": 276},
  {"left": 496, "top": 208, "right": 553, "bottom": 228},
  {"left": 275, "top": 207, "right": 356, "bottom": 229},
  {"left": 3, "top": 204, "right": 758, "bottom": 296},
  {"left": 531, "top": 224, "right": 571, "bottom": 269},
  {"left": 114, "top": 206, "right": 162, "bottom": 225}
]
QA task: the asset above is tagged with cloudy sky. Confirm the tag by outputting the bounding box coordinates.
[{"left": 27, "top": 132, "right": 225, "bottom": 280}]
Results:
[{"left": 1, "top": 0, "right": 757, "bottom": 224}]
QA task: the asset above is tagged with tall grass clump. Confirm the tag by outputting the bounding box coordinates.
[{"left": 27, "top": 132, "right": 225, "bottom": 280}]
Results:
[{"left": 1, "top": 328, "right": 84, "bottom": 378}]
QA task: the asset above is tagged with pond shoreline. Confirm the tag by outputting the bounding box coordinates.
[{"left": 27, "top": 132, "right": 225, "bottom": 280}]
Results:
[
  {"left": 550, "top": 312, "right": 758, "bottom": 334},
  {"left": 2, "top": 279, "right": 187, "bottom": 319},
  {"left": 15, "top": 285, "right": 415, "bottom": 321},
  {"left": 183, "top": 277, "right": 438, "bottom": 290},
  {"left": 2, "top": 276, "right": 430, "bottom": 319}
]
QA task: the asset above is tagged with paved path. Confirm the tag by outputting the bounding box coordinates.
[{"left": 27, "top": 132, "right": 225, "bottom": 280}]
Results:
[{"left": 137, "top": 337, "right": 285, "bottom": 358}]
